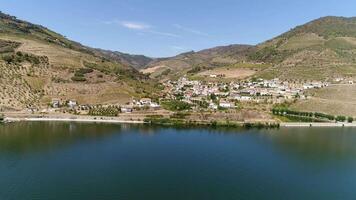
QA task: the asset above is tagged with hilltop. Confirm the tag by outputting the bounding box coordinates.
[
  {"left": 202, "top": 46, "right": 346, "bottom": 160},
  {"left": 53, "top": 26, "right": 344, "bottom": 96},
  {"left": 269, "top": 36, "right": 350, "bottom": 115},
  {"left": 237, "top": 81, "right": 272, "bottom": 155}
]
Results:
[{"left": 0, "top": 12, "right": 157, "bottom": 111}]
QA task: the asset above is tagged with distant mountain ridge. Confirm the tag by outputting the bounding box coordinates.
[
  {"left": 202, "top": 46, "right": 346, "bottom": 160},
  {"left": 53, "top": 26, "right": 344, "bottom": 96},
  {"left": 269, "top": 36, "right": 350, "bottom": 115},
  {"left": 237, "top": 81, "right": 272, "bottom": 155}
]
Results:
[
  {"left": 93, "top": 49, "right": 155, "bottom": 70},
  {"left": 142, "top": 44, "right": 254, "bottom": 79}
]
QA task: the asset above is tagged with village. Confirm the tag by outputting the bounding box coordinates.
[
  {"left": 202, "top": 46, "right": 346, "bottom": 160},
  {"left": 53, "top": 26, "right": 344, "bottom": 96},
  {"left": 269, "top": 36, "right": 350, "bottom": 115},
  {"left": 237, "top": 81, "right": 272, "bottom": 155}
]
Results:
[
  {"left": 26, "top": 76, "right": 329, "bottom": 116},
  {"left": 160, "top": 76, "right": 329, "bottom": 110},
  {"left": 39, "top": 97, "right": 161, "bottom": 116}
]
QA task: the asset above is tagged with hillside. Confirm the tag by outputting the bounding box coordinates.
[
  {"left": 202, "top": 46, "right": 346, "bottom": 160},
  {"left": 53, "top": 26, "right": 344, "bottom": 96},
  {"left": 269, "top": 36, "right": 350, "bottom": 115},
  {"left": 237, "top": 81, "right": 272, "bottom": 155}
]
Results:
[
  {"left": 251, "top": 16, "right": 356, "bottom": 80},
  {"left": 93, "top": 49, "right": 155, "bottom": 70},
  {"left": 0, "top": 12, "right": 156, "bottom": 111},
  {"left": 141, "top": 44, "right": 254, "bottom": 79},
  {"left": 143, "top": 16, "right": 356, "bottom": 81}
]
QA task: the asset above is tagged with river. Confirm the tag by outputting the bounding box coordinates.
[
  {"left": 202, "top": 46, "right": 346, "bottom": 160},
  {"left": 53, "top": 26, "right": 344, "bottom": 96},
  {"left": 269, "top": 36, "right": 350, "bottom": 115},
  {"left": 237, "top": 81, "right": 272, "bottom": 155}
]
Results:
[{"left": 1, "top": 122, "right": 356, "bottom": 200}]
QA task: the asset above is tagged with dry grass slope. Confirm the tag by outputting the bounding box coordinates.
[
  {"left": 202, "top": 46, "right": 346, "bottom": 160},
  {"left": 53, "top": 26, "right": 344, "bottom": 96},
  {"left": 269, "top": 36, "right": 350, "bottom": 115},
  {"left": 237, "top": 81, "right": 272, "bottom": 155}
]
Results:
[{"left": 291, "top": 85, "right": 356, "bottom": 116}]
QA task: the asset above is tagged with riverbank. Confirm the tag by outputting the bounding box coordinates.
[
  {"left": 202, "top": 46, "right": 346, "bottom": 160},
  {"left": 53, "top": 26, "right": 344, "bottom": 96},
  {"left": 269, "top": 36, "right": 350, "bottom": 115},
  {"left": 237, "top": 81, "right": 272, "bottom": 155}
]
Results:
[
  {"left": 2, "top": 114, "right": 356, "bottom": 128},
  {"left": 280, "top": 122, "right": 356, "bottom": 127},
  {"left": 4, "top": 116, "right": 145, "bottom": 124}
]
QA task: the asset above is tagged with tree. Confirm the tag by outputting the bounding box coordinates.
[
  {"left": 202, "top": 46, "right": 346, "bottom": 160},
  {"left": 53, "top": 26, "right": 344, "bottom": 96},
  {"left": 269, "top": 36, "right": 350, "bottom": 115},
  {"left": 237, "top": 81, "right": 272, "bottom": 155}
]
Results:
[
  {"left": 348, "top": 117, "right": 354, "bottom": 123},
  {"left": 210, "top": 93, "right": 217, "bottom": 101},
  {"left": 336, "top": 116, "right": 346, "bottom": 122},
  {"left": 2, "top": 54, "right": 14, "bottom": 63}
]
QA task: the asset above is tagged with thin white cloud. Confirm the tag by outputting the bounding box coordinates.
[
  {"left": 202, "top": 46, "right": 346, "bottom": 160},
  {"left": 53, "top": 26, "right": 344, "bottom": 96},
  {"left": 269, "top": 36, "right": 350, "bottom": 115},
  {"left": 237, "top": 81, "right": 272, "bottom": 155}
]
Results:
[
  {"left": 103, "top": 19, "right": 180, "bottom": 38},
  {"left": 173, "top": 24, "right": 209, "bottom": 37},
  {"left": 120, "top": 21, "right": 151, "bottom": 30},
  {"left": 103, "top": 20, "right": 150, "bottom": 30}
]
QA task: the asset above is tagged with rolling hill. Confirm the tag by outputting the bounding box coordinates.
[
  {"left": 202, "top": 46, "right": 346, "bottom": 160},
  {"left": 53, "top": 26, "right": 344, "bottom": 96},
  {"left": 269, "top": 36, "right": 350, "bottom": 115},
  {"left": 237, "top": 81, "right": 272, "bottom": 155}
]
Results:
[
  {"left": 0, "top": 12, "right": 156, "bottom": 111},
  {"left": 141, "top": 44, "right": 254, "bottom": 79}
]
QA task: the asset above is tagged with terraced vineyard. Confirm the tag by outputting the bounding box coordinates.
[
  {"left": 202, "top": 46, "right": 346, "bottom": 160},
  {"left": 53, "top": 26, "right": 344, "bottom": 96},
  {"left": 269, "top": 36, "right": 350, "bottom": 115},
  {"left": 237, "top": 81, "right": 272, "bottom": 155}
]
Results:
[{"left": 0, "top": 12, "right": 157, "bottom": 111}]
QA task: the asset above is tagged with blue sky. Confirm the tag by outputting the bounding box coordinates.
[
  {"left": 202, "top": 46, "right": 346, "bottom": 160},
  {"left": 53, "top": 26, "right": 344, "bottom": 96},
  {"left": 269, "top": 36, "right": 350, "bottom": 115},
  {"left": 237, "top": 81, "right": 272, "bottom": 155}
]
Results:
[{"left": 1, "top": 0, "right": 355, "bottom": 57}]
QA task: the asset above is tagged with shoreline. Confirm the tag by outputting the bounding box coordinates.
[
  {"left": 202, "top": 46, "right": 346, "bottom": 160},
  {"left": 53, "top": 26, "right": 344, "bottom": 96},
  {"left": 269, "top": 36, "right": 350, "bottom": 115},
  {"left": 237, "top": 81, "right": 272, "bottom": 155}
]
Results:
[
  {"left": 2, "top": 116, "right": 356, "bottom": 128},
  {"left": 280, "top": 122, "right": 356, "bottom": 127},
  {"left": 4, "top": 117, "right": 145, "bottom": 124}
]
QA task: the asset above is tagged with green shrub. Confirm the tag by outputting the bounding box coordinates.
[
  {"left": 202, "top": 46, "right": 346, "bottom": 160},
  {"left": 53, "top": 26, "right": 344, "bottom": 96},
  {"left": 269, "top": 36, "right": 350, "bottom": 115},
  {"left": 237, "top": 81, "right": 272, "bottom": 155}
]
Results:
[
  {"left": 348, "top": 117, "right": 354, "bottom": 123},
  {"left": 74, "top": 72, "right": 85, "bottom": 77},
  {"left": 2, "top": 54, "right": 14, "bottom": 63},
  {"left": 71, "top": 76, "right": 86, "bottom": 82},
  {"left": 77, "top": 68, "right": 94, "bottom": 74}
]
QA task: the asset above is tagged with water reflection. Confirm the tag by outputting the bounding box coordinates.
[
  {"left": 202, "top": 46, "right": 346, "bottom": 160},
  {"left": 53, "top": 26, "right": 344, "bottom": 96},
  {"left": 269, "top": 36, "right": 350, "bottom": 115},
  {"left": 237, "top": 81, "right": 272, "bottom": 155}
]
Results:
[
  {"left": 0, "top": 122, "right": 126, "bottom": 154},
  {"left": 264, "top": 127, "right": 356, "bottom": 161},
  {"left": 1, "top": 122, "right": 356, "bottom": 162}
]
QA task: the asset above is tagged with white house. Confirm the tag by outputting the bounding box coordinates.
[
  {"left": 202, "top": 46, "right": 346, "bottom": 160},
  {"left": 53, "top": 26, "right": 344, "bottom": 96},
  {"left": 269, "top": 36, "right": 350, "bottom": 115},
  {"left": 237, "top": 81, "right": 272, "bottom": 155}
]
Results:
[
  {"left": 51, "top": 98, "right": 61, "bottom": 108},
  {"left": 140, "top": 98, "right": 152, "bottom": 105},
  {"left": 67, "top": 100, "right": 77, "bottom": 108},
  {"left": 219, "top": 101, "right": 232, "bottom": 108},
  {"left": 234, "top": 95, "right": 252, "bottom": 102},
  {"left": 209, "top": 102, "right": 218, "bottom": 110},
  {"left": 121, "top": 105, "right": 133, "bottom": 113},
  {"left": 150, "top": 102, "right": 160, "bottom": 108}
]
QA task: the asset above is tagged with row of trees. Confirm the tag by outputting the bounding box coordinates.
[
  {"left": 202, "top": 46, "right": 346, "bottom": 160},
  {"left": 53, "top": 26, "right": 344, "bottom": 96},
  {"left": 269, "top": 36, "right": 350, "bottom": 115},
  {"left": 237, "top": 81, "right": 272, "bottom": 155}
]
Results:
[
  {"left": 272, "top": 108, "right": 353, "bottom": 123},
  {"left": 88, "top": 106, "right": 119, "bottom": 117}
]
